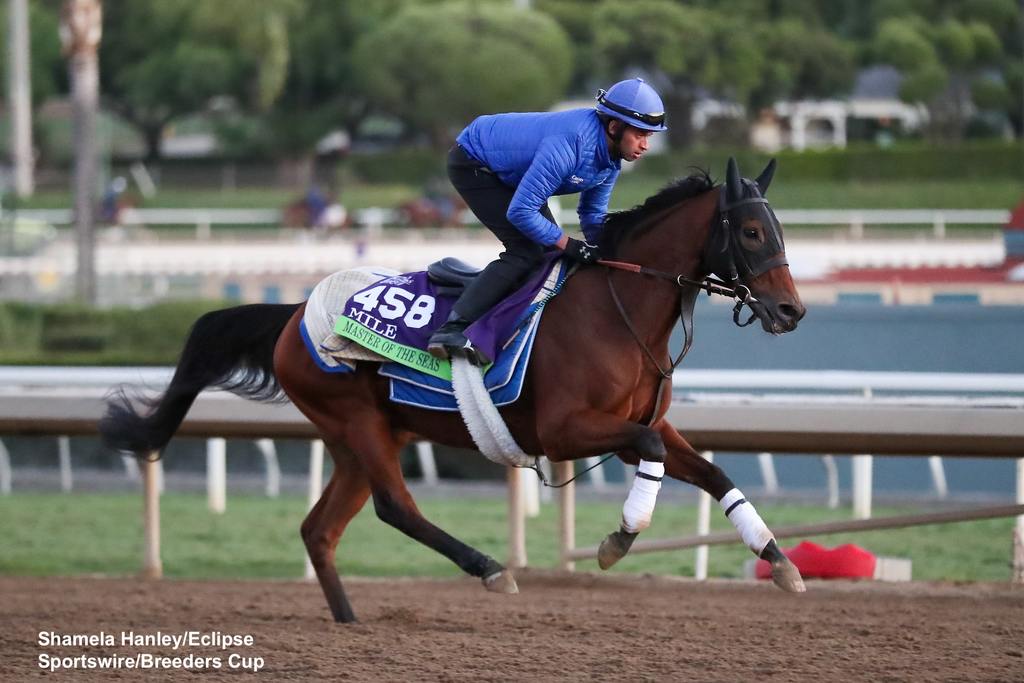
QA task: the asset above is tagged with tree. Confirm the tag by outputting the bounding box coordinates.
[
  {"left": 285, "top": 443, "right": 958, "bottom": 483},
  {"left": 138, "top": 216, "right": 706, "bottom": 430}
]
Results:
[
  {"left": 0, "top": 0, "right": 63, "bottom": 167},
  {"left": 0, "top": 0, "right": 63, "bottom": 106},
  {"left": 749, "top": 19, "right": 856, "bottom": 111},
  {"left": 351, "top": 1, "right": 572, "bottom": 148},
  {"left": 871, "top": 12, "right": 1010, "bottom": 139},
  {"left": 214, "top": 0, "right": 405, "bottom": 158},
  {"left": 592, "top": 0, "right": 720, "bottom": 148},
  {"left": 592, "top": 1, "right": 854, "bottom": 149},
  {"left": 99, "top": 0, "right": 299, "bottom": 160}
]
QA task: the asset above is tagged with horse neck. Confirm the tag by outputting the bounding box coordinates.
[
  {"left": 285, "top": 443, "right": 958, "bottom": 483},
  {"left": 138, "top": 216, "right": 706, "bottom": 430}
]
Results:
[{"left": 609, "top": 191, "right": 717, "bottom": 347}]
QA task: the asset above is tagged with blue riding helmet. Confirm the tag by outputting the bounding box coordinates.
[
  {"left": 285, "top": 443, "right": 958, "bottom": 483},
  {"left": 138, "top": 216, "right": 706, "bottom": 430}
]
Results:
[{"left": 595, "top": 78, "right": 668, "bottom": 132}]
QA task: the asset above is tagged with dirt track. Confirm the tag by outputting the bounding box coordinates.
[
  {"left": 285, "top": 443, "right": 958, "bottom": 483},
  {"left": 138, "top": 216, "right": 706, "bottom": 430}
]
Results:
[{"left": 2, "top": 572, "right": 1022, "bottom": 682}]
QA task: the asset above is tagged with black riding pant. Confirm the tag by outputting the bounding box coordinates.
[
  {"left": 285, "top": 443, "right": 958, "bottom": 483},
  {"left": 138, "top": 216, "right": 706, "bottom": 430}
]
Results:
[{"left": 447, "top": 145, "right": 556, "bottom": 321}]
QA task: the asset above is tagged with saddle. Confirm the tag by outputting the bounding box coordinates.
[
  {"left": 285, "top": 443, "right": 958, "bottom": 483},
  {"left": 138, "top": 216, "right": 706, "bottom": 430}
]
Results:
[{"left": 426, "top": 257, "right": 480, "bottom": 297}]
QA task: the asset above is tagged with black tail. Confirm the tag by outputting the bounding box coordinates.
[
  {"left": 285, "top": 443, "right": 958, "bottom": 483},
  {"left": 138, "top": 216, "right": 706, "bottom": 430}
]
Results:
[{"left": 99, "top": 302, "right": 301, "bottom": 455}]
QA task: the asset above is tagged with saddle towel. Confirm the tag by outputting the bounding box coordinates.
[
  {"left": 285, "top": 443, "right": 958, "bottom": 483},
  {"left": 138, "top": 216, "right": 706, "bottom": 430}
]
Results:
[
  {"left": 299, "top": 266, "right": 399, "bottom": 372},
  {"left": 299, "top": 255, "right": 571, "bottom": 411}
]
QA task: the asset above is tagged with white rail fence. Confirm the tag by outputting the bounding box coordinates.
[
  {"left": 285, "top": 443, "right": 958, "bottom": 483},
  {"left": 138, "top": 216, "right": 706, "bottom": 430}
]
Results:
[
  {"left": 0, "top": 367, "right": 1022, "bottom": 581},
  {"left": 12, "top": 207, "right": 1010, "bottom": 238}
]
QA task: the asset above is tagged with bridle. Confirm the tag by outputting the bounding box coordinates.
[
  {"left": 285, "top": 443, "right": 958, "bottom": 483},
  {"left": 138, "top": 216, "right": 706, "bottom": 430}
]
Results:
[{"left": 598, "top": 183, "right": 787, "bottom": 423}]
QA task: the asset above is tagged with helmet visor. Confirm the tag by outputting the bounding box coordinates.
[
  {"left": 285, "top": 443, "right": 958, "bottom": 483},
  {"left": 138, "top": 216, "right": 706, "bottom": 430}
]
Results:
[{"left": 597, "top": 91, "right": 666, "bottom": 128}]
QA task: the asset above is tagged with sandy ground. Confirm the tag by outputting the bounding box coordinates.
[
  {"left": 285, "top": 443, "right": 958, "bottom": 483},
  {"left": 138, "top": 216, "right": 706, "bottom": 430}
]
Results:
[{"left": 2, "top": 572, "right": 1022, "bottom": 682}]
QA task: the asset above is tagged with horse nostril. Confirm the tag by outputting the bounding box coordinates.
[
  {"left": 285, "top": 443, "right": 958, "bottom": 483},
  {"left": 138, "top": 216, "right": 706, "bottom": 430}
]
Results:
[{"left": 778, "top": 302, "right": 804, "bottom": 323}]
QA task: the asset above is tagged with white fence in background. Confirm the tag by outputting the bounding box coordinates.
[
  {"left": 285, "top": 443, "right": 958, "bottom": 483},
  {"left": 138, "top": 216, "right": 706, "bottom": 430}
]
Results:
[
  {"left": 12, "top": 207, "right": 1010, "bottom": 238},
  {"left": 0, "top": 367, "right": 1022, "bottom": 581}
]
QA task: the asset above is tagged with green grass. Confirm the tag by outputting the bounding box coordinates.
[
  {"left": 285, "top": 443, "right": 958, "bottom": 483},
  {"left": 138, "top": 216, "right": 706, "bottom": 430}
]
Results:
[
  {"left": 0, "top": 493, "right": 1015, "bottom": 582},
  {"left": 10, "top": 184, "right": 418, "bottom": 212},
  {"left": 10, "top": 177, "right": 1022, "bottom": 214}
]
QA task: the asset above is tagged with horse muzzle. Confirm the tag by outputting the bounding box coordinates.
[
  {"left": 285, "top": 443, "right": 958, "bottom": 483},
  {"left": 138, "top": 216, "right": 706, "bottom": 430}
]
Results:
[{"left": 751, "top": 297, "right": 805, "bottom": 334}]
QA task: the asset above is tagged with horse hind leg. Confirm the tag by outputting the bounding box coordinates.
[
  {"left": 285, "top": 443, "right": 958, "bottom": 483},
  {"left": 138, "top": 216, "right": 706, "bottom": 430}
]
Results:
[
  {"left": 301, "top": 446, "right": 372, "bottom": 623},
  {"left": 350, "top": 414, "right": 518, "bottom": 594}
]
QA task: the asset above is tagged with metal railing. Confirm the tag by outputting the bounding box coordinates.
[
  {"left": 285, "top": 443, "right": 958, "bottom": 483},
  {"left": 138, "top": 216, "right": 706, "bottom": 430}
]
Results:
[{"left": 1, "top": 367, "right": 1022, "bottom": 581}]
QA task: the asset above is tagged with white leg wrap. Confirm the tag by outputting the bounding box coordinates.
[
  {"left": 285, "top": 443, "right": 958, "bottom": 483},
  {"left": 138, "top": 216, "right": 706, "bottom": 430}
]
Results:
[
  {"left": 720, "top": 488, "right": 774, "bottom": 555},
  {"left": 621, "top": 461, "right": 664, "bottom": 533}
]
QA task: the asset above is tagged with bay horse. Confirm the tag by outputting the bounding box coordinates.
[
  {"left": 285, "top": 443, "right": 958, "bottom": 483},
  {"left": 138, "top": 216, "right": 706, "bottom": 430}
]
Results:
[{"left": 100, "top": 158, "right": 806, "bottom": 623}]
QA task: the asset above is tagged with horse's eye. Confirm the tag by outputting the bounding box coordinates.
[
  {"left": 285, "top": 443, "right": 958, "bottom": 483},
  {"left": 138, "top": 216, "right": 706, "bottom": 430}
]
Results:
[{"left": 743, "top": 228, "right": 759, "bottom": 239}]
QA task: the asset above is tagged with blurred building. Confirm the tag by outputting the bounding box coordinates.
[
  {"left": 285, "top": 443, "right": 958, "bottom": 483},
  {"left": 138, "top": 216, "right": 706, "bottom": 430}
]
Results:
[{"left": 750, "top": 67, "right": 928, "bottom": 152}]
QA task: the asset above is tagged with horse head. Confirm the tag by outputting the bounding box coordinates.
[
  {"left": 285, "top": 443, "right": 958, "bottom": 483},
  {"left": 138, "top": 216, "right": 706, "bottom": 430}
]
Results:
[{"left": 710, "top": 157, "right": 805, "bottom": 334}]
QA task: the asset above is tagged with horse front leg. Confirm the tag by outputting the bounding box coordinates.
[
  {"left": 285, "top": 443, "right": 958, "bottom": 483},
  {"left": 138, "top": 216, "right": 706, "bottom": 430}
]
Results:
[
  {"left": 655, "top": 422, "right": 805, "bottom": 593},
  {"left": 540, "top": 409, "right": 668, "bottom": 464},
  {"left": 538, "top": 410, "right": 670, "bottom": 569}
]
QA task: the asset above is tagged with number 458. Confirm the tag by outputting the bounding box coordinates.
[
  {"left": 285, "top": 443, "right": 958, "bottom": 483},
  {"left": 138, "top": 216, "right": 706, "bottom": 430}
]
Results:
[{"left": 352, "top": 285, "right": 435, "bottom": 328}]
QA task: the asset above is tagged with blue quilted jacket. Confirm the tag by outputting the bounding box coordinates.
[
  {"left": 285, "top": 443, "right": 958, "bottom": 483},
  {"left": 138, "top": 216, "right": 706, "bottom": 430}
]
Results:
[{"left": 456, "top": 108, "right": 620, "bottom": 245}]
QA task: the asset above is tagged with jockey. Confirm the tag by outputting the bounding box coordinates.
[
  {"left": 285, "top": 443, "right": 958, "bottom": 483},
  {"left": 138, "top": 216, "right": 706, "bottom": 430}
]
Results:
[{"left": 427, "top": 77, "right": 668, "bottom": 362}]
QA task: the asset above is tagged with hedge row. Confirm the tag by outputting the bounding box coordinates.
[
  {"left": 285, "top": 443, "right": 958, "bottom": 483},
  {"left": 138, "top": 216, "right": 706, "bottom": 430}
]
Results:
[
  {"left": 345, "top": 141, "right": 1024, "bottom": 185},
  {"left": 0, "top": 300, "right": 231, "bottom": 365}
]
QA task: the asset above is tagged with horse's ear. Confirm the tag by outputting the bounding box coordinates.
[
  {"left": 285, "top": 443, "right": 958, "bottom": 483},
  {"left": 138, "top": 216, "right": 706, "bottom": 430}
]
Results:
[
  {"left": 726, "top": 157, "right": 742, "bottom": 203},
  {"left": 755, "top": 158, "right": 777, "bottom": 196}
]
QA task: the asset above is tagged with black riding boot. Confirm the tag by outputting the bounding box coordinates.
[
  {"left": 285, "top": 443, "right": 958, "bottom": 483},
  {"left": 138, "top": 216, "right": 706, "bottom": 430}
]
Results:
[
  {"left": 427, "top": 310, "right": 474, "bottom": 360},
  {"left": 426, "top": 261, "right": 522, "bottom": 364}
]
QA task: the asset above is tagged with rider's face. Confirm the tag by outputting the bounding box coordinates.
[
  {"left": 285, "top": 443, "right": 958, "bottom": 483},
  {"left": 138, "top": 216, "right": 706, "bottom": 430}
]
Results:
[{"left": 610, "top": 122, "right": 654, "bottom": 162}]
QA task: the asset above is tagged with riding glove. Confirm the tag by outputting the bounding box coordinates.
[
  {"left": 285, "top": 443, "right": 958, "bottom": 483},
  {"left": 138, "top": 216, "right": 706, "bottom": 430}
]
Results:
[{"left": 563, "top": 237, "right": 601, "bottom": 265}]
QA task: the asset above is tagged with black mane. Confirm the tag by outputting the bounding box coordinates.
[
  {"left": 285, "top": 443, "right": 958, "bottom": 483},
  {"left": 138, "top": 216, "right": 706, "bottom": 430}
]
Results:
[{"left": 598, "top": 170, "right": 715, "bottom": 255}]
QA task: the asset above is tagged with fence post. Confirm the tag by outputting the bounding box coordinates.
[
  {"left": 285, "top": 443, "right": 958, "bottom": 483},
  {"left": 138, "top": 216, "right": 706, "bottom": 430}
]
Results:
[
  {"left": 928, "top": 456, "right": 948, "bottom": 499},
  {"left": 556, "top": 460, "right": 575, "bottom": 571},
  {"left": 821, "top": 455, "right": 840, "bottom": 509},
  {"left": 121, "top": 454, "right": 140, "bottom": 482},
  {"left": 58, "top": 436, "right": 73, "bottom": 492},
  {"left": 758, "top": 452, "right": 779, "bottom": 494},
  {"left": 507, "top": 466, "right": 527, "bottom": 569},
  {"left": 695, "top": 451, "right": 714, "bottom": 580},
  {"left": 522, "top": 467, "right": 540, "bottom": 518},
  {"left": 539, "top": 458, "right": 553, "bottom": 504},
  {"left": 415, "top": 441, "right": 438, "bottom": 486},
  {"left": 852, "top": 455, "right": 873, "bottom": 520},
  {"left": 853, "top": 387, "right": 874, "bottom": 520},
  {"left": 584, "top": 455, "right": 608, "bottom": 491},
  {"left": 255, "top": 439, "right": 281, "bottom": 498},
  {"left": 207, "top": 438, "right": 226, "bottom": 514},
  {"left": 196, "top": 212, "right": 211, "bottom": 240},
  {"left": 850, "top": 213, "right": 864, "bottom": 239},
  {"left": 1014, "top": 458, "right": 1024, "bottom": 584},
  {"left": 0, "top": 439, "right": 11, "bottom": 495},
  {"left": 142, "top": 455, "right": 162, "bottom": 579},
  {"left": 304, "top": 440, "right": 325, "bottom": 581}
]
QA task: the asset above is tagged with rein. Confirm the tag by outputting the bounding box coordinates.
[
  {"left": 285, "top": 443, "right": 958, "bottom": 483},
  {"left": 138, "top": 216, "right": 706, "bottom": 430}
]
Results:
[{"left": 598, "top": 259, "right": 759, "bottom": 329}]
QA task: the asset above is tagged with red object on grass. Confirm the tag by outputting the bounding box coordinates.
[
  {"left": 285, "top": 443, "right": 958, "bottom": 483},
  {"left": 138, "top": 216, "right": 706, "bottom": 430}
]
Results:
[{"left": 754, "top": 541, "right": 876, "bottom": 580}]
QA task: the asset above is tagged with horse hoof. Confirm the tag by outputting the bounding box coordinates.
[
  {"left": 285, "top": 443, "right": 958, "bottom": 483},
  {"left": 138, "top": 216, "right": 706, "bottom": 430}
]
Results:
[
  {"left": 483, "top": 569, "right": 519, "bottom": 594},
  {"left": 771, "top": 557, "right": 806, "bottom": 593},
  {"left": 597, "top": 529, "right": 637, "bottom": 570}
]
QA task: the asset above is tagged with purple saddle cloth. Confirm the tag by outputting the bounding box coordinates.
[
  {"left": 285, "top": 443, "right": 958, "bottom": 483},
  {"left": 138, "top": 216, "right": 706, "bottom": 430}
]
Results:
[{"left": 321, "top": 253, "right": 570, "bottom": 410}]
